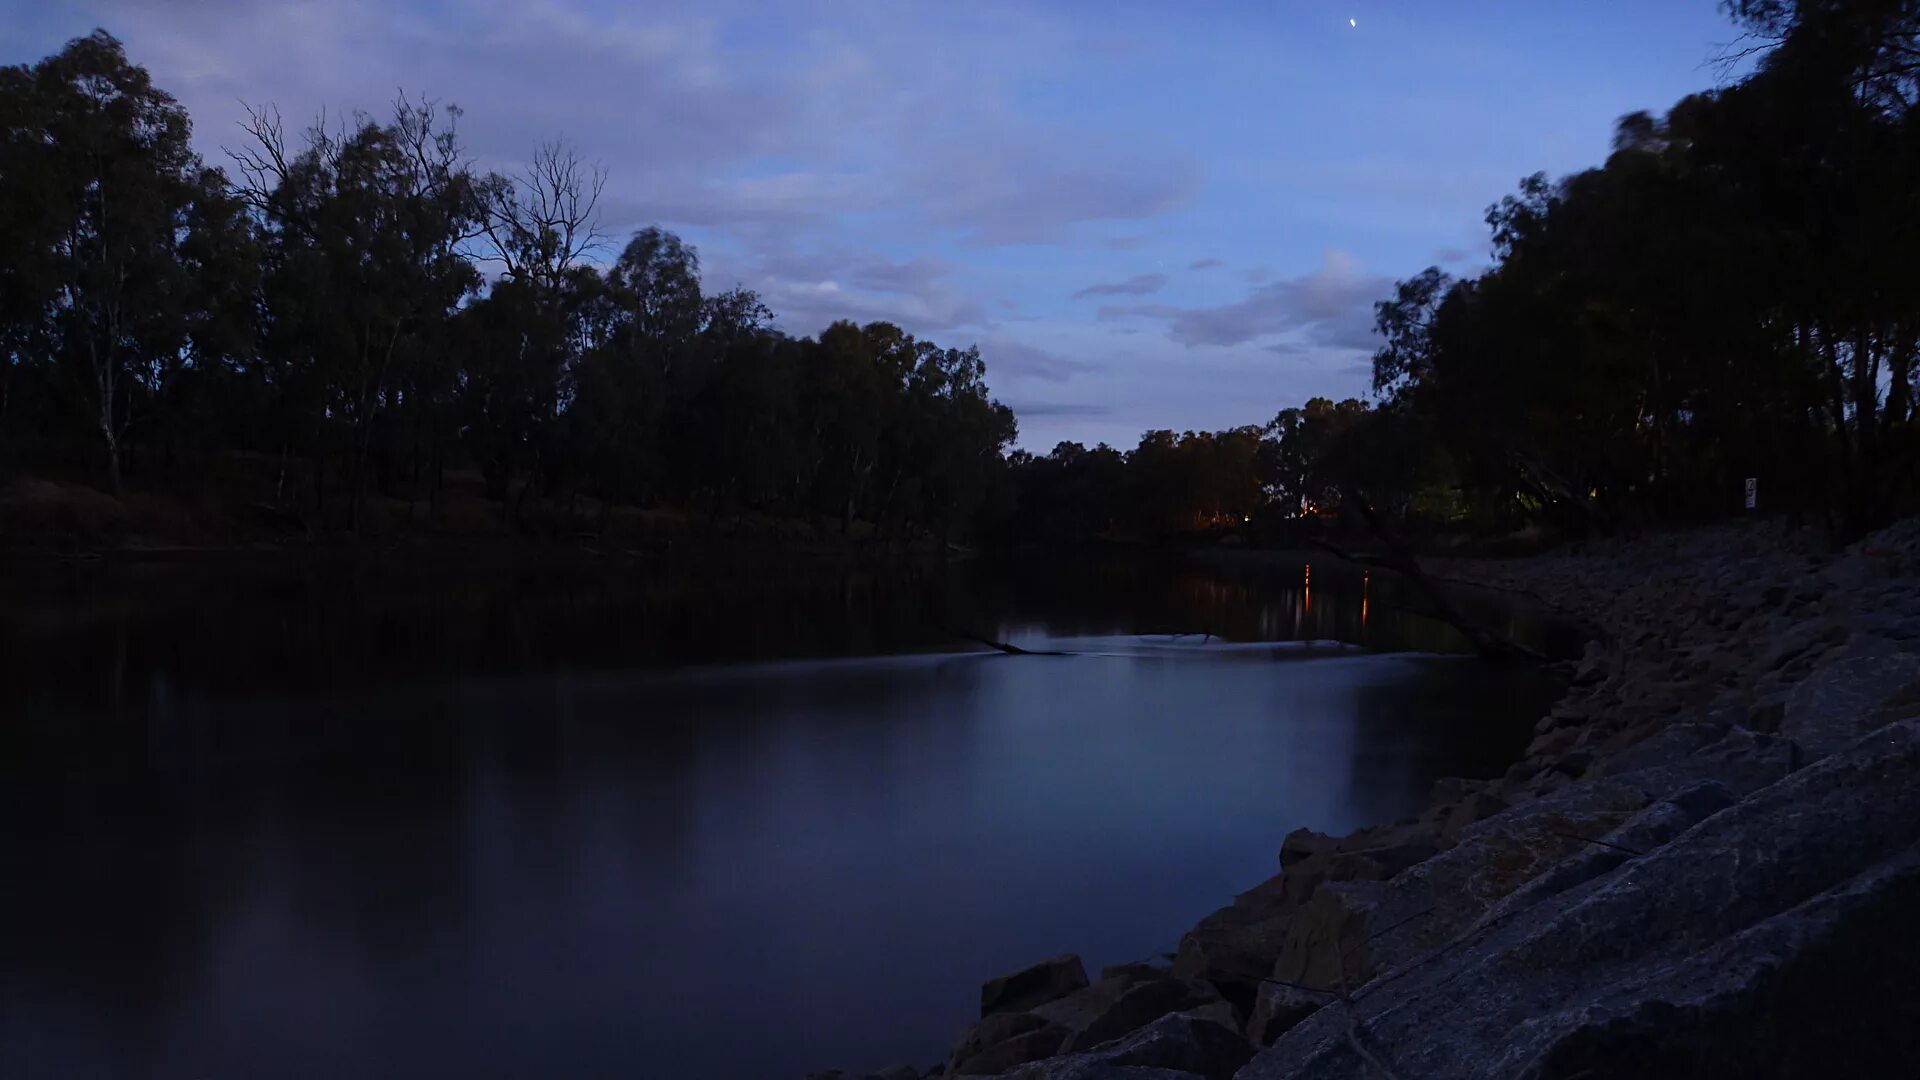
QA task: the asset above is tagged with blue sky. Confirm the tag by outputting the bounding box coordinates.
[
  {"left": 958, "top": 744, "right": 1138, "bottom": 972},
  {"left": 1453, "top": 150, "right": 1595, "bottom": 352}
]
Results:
[{"left": 5, "top": 1, "right": 1754, "bottom": 449}]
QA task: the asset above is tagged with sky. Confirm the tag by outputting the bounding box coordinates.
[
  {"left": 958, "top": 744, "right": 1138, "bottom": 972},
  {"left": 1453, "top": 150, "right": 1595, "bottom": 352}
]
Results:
[{"left": 4, "top": 1, "right": 1756, "bottom": 450}]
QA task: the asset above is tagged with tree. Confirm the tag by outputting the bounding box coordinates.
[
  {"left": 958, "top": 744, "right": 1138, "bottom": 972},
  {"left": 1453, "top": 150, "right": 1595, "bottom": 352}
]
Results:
[
  {"left": 232, "top": 96, "right": 485, "bottom": 527},
  {"left": 2, "top": 31, "right": 238, "bottom": 492}
]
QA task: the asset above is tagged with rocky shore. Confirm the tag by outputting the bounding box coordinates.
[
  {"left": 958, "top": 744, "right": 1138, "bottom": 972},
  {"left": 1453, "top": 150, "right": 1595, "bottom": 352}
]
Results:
[{"left": 811, "top": 519, "right": 1920, "bottom": 1080}]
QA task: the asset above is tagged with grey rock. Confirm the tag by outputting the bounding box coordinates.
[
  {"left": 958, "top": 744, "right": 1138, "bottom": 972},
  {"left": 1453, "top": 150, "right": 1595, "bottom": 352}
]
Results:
[
  {"left": 1280, "top": 838, "right": 1438, "bottom": 907},
  {"left": 1096, "top": 961, "right": 1172, "bottom": 986},
  {"left": 951, "top": 1021, "right": 1071, "bottom": 1077},
  {"left": 1279, "top": 827, "right": 1339, "bottom": 866},
  {"left": 1170, "top": 875, "right": 1290, "bottom": 1003},
  {"left": 1059, "top": 978, "right": 1225, "bottom": 1054},
  {"left": 1571, "top": 640, "right": 1609, "bottom": 685},
  {"left": 950, "top": 1011, "right": 1057, "bottom": 1072},
  {"left": 1244, "top": 981, "right": 1332, "bottom": 1046},
  {"left": 1270, "top": 780, "right": 1651, "bottom": 993},
  {"left": 980, "top": 955, "right": 1090, "bottom": 1018},
  {"left": 1431, "top": 775, "right": 1491, "bottom": 804},
  {"left": 995, "top": 1012, "right": 1251, "bottom": 1080},
  {"left": 1779, "top": 646, "right": 1920, "bottom": 757},
  {"left": 1240, "top": 720, "right": 1920, "bottom": 1079},
  {"left": 1440, "top": 792, "right": 1509, "bottom": 842}
]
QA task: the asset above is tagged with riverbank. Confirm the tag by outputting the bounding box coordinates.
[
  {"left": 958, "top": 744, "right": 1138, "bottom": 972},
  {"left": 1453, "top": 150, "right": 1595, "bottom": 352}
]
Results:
[
  {"left": 0, "top": 472, "right": 956, "bottom": 566},
  {"left": 812, "top": 518, "right": 1920, "bottom": 1079}
]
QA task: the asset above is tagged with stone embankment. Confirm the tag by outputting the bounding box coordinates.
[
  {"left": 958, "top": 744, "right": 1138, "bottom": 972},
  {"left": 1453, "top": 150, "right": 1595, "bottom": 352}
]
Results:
[{"left": 812, "top": 520, "right": 1920, "bottom": 1080}]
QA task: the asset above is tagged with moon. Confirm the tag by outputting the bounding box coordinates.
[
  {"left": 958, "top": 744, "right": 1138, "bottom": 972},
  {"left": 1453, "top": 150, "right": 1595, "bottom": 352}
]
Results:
[{"left": 1350, "top": 18, "right": 1357, "bottom": 27}]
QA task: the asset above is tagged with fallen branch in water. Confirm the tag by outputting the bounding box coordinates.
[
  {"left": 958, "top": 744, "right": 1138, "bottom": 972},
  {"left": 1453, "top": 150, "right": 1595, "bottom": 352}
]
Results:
[
  {"left": 1314, "top": 494, "right": 1548, "bottom": 666},
  {"left": 938, "top": 625, "right": 1069, "bottom": 656}
]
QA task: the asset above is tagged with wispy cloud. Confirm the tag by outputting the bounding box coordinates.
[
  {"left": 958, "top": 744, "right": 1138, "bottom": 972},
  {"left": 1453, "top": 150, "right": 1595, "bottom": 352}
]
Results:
[
  {"left": 1004, "top": 401, "right": 1112, "bottom": 417},
  {"left": 1102, "top": 250, "right": 1390, "bottom": 350},
  {"left": 1071, "top": 272, "right": 1168, "bottom": 300},
  {"left": 980, "top": 336, "right": 1104, "bottom": 382}
]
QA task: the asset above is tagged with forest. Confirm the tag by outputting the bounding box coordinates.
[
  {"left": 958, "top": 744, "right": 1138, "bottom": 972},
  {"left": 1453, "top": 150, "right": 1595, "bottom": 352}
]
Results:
[{"left": 4, "top": 0, "right": 1919, "bottom": 549}]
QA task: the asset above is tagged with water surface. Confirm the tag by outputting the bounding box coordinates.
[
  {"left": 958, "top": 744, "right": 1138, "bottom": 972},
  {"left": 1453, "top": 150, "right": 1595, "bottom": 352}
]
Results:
[{"left": 0, "top": 553, "right": 1569, "bottom": 1078}]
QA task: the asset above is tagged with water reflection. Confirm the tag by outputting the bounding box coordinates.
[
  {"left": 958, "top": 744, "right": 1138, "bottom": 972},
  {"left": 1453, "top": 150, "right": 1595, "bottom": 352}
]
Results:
[{"left": 0, "top": 553, "right": 1569, "bottom": 1078}]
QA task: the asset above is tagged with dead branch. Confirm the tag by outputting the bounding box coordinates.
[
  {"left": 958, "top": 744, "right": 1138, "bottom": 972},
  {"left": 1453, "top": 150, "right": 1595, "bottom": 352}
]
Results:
[{"left": 1314, "top": 492, "right": 1548, "bottom": 665}]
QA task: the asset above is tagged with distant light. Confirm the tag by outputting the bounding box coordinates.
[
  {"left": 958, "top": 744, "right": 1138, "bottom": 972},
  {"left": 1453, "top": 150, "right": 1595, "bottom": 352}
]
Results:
[{"left": 1350, "top": 18, "right": 1357, "bottom": 27}]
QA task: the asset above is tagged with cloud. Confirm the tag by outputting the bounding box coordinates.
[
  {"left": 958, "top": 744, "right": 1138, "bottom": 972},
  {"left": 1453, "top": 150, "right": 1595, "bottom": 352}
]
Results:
[
  {"left": 701, "top": 246, "right": 989, "bottom": 335},
  {"left": 1004, "top": 401, "right": 1112, "bottom": 417},
  {"left": 980, "top": 336, "right": 1104, "bottom": 382},
  {"left": 1243, "top": 266, "right": 1271, "bottom": 284},
  {"left": 1434, "top": 246, "right": 1472, "bottom": 264},
  {"left": 910, "top": 122, "right": 1199, "bottom": 246},
  {"left": 1071, "top": 273, "right": 1169, "bottom": 300},
  {"left": 1188, "top": 258, "right": 1224, "bottom": 270},
  {"left": 1103, "top": 250, "right": 1391, "bottom": 350}
]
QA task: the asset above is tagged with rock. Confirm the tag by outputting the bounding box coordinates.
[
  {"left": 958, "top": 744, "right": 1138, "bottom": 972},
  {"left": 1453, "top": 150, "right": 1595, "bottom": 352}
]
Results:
[
  {"left": 1280, "top": 838, "right": 1439, "bottom": 907},
  {"left": 1097, "top": 961, "right": 1172, "bottom": 986},
  {"left": 951, "top": 1018, "right": 1071, "bottom": 1077},
  {"left": 1546, "top": 751, "right": 1593, "bottom": 778},
  {"left": 874, "top": 1068, "right": 922, "bottom": 1080},
  {"left": 996, "top": 1011, "right": 1252, "bottom": 1080},
  {"left": 949, "top": 1011, "right": 1060, "bottom": 1073},
  {"left": 1244, "top": 982, "right": 1330, "bottom": 1046},
  {"left": 1059, "top": 978, "right": 1226, "bottom": 1054},
  {"left": 980, "top": 955, "right": 1090, "bottom": 1017},
  {"left": 1239, "top": 720, "right": 1920, "bottom": 1080},
  {"left": 1778, "top": 646, "right": 1920, "bottom": 758},
  {"left": 1280, "top": 827, "right": 1339, "bottom": 866},
  {"left": 1526, "top": 725, "right": 1581, "bottom": 758},
  {"left": 1171, "top": 875, "right": 1291, "bottom": 1006},
  {"left": 1431, "top": 776, "right": 1491, "bottom": 804},
  {"left": 1271, "top": 781, "right": 1653, "bottom": 993},
  {"left": 1440, "top": 792, "right": 1509, "bottom": 842},
  {"left": 1571, "top": 640, "right": 1609, "bottom": 685}
]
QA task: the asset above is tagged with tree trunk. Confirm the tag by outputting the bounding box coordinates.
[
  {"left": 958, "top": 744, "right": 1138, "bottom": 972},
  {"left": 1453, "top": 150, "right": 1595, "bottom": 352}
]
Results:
[{"left": 103, "top": 429, "right": 122, "bottom": 497}]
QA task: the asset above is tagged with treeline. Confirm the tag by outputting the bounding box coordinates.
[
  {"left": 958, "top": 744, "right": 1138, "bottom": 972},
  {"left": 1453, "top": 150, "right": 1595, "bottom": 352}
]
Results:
[
  {"left": 0, "top": 31, "right": 1014, "bottom": 539},
  {"left": 10, "top": 3, "right": 1919, "bottom": 552},
  {"left": 986, "top": 398, "right": 1371, "bottom": 543},
  {"left": 1360, "top": 0, "right": 1920, "bottom": 538},
  {"left": 997, "top": 0, "right": 1920, "bottom": 545}
]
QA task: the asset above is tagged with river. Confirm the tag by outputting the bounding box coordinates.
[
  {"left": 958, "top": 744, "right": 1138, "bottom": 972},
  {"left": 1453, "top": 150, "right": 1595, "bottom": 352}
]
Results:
[{"left": 0, "top": 551, "right": 1571, "bottom": 1078}]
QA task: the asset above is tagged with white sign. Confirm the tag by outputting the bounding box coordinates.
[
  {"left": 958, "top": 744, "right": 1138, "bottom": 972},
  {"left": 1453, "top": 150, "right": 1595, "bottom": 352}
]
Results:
[{"left": 1745, "top": 477, "right": 1757, "bottom": 511}]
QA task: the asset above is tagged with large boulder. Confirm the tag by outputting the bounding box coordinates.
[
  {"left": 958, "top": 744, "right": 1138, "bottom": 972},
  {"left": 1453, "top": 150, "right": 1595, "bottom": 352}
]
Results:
[
  {"left": 1244, "top": 981, "right": 1332, "bottom": 1046},
  {"left": 1776, "top": 644, "right": 1920, "bottom": 758},
  {"left": 955, "top": 968, "right": 1226, "bottom": 1076},
  {"left": 949, "top": 1011, "right": 1068, "bottom": 1076},
  {"left": 950, "top": 1016, "right": 1071, "bottom": 1077},
  {"left": 1170, "top": 874, "right": 1292, "bottom": 1006},
  {"left": 1058, "top": 978, "right": 1227, "bottom": 1054},
  {"left": 980, "top": 955, "right": 1091, "bottom": 1017},
  {"left": 1240, "top": 720, "right": 1920, "bottom": 1079},
  {"left": 988, "top": 1011, "right": 1253, "bottom": 1080},
  {"left": 1268, "top": 780, "right": 1652, "bottom": 994}
]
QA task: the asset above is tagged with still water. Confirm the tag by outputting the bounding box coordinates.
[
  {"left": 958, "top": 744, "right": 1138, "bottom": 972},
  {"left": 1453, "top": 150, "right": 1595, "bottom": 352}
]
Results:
[{"left": 0, "top": 552, "right": 1570, "bottom": 1078}]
